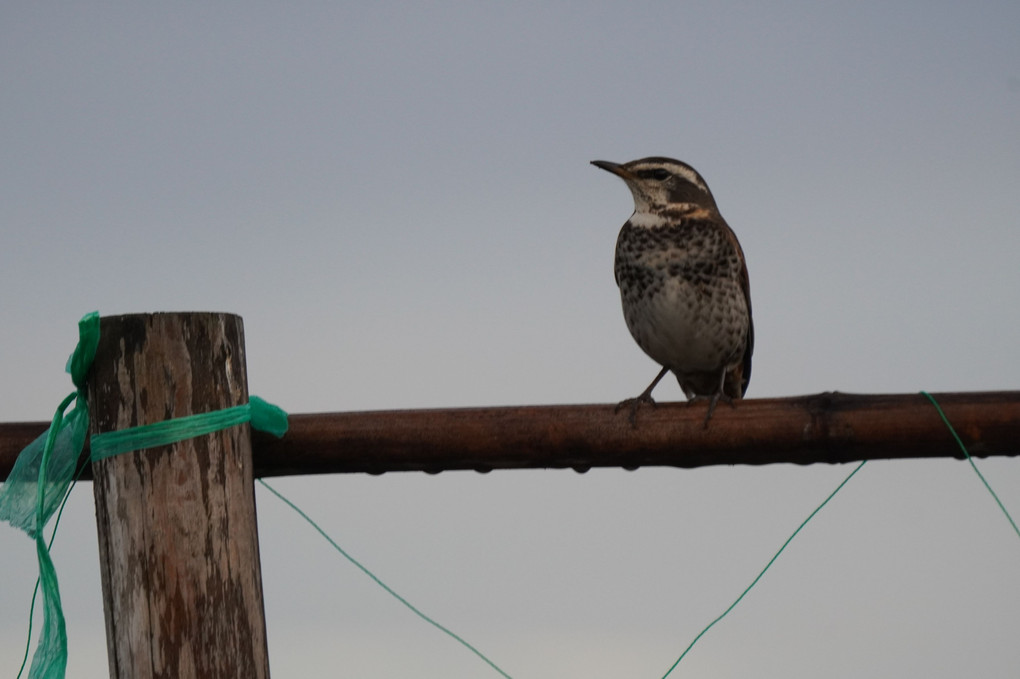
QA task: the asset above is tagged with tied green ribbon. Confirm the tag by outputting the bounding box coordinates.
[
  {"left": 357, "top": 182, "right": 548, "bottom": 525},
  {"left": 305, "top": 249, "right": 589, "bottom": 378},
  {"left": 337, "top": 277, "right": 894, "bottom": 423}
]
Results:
[
  {"left": 90, "top": 396, "right": 288, "bottom": 461},
  {"left": 0, "top": 312, "right": 288, "bottom": 679},
  {"left": 0, "top": 311, "right": 98, "bottom": 679}
]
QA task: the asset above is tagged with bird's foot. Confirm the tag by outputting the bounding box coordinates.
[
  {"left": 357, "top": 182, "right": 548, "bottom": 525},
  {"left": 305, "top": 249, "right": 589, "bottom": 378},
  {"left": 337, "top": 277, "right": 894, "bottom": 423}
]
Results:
[
  {"left": 687, "top": 392, "right": 735, "bottom": 428},
  {"left": 615, "top": 393, "right": 658, "bottom": 428}
]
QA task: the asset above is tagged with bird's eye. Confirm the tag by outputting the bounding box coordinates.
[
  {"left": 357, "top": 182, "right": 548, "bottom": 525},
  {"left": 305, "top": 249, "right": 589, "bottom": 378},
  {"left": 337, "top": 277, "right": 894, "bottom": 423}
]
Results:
[{"left": 649, "top": 169, "right": 670, "bottom": 181}]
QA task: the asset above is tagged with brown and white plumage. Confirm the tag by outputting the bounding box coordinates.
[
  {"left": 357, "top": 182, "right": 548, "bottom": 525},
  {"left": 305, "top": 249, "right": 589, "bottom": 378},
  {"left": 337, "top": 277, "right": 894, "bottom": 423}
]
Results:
[{"left": 592, "top": 157, "right": 753, "bottom": 424}]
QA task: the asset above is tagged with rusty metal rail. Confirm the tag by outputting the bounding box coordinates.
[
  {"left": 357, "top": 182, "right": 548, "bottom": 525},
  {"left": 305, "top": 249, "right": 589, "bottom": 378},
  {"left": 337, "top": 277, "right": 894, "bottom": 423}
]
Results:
[{"left": 4, "top": 391, "right": 1016, "bottom": 481}]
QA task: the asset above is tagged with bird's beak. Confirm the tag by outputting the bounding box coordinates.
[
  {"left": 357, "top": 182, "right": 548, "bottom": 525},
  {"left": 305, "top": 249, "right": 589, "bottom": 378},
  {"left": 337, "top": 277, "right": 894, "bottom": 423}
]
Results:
[{"left": 591, "top": 160, "right": 634, "bottom": 180}]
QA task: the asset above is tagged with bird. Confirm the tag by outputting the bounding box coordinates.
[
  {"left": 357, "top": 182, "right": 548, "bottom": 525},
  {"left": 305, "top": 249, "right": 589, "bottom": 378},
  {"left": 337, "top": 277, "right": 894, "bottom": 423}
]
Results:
[{"left": 591, "top": 156, "right": 753, "bottom": 426}]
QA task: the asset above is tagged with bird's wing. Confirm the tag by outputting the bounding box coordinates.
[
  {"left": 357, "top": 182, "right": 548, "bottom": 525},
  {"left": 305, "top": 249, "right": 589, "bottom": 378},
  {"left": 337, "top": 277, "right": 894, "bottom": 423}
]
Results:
[{"left": 721, "top": 220, "right": 753, "bottom": 396}]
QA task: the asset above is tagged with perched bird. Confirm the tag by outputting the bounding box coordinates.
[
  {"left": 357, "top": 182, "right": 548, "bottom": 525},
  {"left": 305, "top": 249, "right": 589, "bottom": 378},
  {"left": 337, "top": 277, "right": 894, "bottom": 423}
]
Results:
[{"left": 591, "top": 157, "right": 753, "bottom": 425}]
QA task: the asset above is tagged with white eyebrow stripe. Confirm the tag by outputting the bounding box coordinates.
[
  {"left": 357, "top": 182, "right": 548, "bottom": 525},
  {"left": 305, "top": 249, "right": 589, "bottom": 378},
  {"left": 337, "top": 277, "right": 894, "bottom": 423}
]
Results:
[
  {"left": 630, "top": 161, "right": 711, "bottom": 195},
  {"left": 672, "top": 165, "right": 709, "bottom": 194}
]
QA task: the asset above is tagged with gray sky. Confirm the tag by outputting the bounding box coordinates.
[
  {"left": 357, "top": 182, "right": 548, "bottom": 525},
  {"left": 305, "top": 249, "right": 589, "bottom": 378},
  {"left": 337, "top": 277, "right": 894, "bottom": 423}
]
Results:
[{"left": 2, "top": 2, "right": 1019, "bottom": 677}]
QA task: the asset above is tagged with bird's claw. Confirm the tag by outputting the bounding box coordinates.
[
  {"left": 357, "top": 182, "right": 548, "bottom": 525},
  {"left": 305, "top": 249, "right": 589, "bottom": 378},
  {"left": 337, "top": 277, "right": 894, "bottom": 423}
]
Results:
[
  {"left": 687, "top": 391, "right": 735, "bottom": 428},
  {"left": 615, "top": 393, "right": 658, "bottom": 427}
]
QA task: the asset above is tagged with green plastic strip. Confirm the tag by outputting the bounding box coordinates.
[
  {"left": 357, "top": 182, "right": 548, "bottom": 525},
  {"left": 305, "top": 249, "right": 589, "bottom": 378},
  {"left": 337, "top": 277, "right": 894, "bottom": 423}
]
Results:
[
  {"left": 16, "top": 458, "right": 88, "bottom": 679},
  {"left": 90, "top": 396, "right": 288, "bottom": 461},
  {"left": 0, "top": 311, "right": 99, "bottom": 679}
]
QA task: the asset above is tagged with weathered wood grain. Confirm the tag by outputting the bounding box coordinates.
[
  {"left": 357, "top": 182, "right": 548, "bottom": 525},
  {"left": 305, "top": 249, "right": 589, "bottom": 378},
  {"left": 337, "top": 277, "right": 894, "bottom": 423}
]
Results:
[{"left": 88, "top": 313, "right": 270, "bottom": 679}]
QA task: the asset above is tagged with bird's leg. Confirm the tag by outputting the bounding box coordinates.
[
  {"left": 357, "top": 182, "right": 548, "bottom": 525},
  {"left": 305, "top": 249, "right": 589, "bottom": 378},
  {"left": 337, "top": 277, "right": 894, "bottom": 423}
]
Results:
[
  {"left": 615, "top": 366, "right": 669, "bottom": 427},
  {"left": 700, "top": 392, "right": 731, "bottom": 427},
  {"left": 687, "top": 368, "right": 736, "bottom": 428}
]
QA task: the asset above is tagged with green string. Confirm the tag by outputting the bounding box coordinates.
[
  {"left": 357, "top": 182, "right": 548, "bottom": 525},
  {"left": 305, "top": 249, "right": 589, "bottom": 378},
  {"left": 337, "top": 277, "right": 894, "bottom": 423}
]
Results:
[
  {"left": 660, "top": 460, "right": 868, "bottom": 679},
  {"left": 257, "top": 478, "right": 514, "bottom": 679},
  {"left": 921, "top": 391, "right": 1020, "bottom": 540}
]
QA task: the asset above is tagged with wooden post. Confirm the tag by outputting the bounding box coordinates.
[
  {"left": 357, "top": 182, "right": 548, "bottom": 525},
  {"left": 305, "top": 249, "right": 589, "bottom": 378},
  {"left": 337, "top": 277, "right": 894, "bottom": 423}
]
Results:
[{"left": 88, "top": 313, "right": 270, "bottom": 679}]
